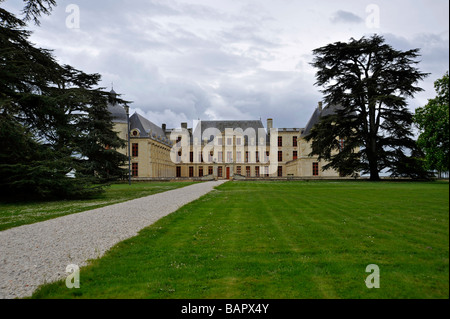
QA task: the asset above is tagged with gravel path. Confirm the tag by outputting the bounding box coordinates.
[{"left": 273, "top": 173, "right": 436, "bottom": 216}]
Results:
[{"left": 0, "top": 180, "right": 226, "bottom": 299}]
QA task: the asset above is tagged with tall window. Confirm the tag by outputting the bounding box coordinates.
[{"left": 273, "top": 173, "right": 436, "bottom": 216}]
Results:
[
  {"left": 312, "top": 162, "right": 319, "bottom": 176},
  {"left": 208, "top": 166, "right": 213, "bottom": 175},
  {"left": 278, "top": 151, "right": 283, "bottom": 162},
  {"left": 255, "top": 151, "right": 259, "bottom": 163},
  {"left": 255, "top": 166, "right": 260, "bottom": 177},
  {"left": 278, "top": 136, "right": 283, "bottom": 147},
  {"left": 236, "top": 138, "right": 241, "bottom": 146},
  {"left": 190, "top": 151, "right": 194, "bottom": 163},
  {"left": 176, "top": 166, "right": 181, "bottom": 177},
  {"left": 132, "top": 143, "right": 138, "bottom": 157},
  {"left": 237, "top": 151, "right": 242, "bottom": 163},
  {"left": 227, "top": 138, "right": 232, "bottom": 145},
  {"left": 227, "top": 151, "right": 233, "bottom": 163},
  {"left": 278, "top": 166, "right": 282, "bottom": 177},
  {"left": 293, "top": 151, "right": 298, "bottom": 160},
  {"left": 199, "top": 167, "right": 204, "bottom": 177},
  {"left": 246, "top": 166, "right": 251, "bottom": 177},
  {"left": 293, "top": 136, "right": 298, "bottom": 147},
  {"left": 218, "top": 151, "right": 223, "bottom": 163},
  {"left": 218, "top": 166, "right": 223, "bottom": 177},
  {"left": 132, "top": 163, "right": 138, "bottom": 177},
  {"left": 237, "top": 166, "right": 241, "bottom": 175},
  {"left": 246, "top": 151, "right": 249, "bottom": 163},
  {"left": 189, "top": 166, "right": 194, "bottom": 177},
  {"left": 339, "top": 138, "right": 345, "bottom": 152}
]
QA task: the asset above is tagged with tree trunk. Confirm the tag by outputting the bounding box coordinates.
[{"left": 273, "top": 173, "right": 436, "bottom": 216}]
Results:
[
  {"left": 369, "top": 162, "right": 380, "bottom": 180},
  {"left": 368, "top": 135, "right": 380, "bottom": 181}
]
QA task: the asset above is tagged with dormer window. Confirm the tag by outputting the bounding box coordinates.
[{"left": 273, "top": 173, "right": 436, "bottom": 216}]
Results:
[{"left": 131, "top": 129, "right": 140, "bottom": 137}]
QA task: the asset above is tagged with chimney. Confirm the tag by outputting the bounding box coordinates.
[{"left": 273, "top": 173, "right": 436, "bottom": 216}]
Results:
[
  {"left": 162, "top": 123, "right": 166, "bottom": 131},
  {"left": 267, "top": 118, "right": 273, "bottom": 130},
  {"left": 318, "top": 102, "right": 323, "bottom": 112},
  {"left": 181, "top": 122, "right": 188, "bottom": 129}
]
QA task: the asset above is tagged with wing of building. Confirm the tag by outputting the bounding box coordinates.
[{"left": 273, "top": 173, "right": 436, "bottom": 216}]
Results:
[{"left": 108, "top": 93, "right": 350, "bottom": 180}]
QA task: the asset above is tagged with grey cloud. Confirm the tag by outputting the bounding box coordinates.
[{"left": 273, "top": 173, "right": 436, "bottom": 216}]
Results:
[{"left": 331, "top": 10, "right": 364, "bottom": 24}]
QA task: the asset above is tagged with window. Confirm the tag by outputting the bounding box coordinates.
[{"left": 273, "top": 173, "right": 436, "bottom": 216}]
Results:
[
  {"left": 132, "top": 143, "right": 138, "bottom": 157},
  {"left": 236, "top": 138, "right": 241, "bottom": 146},
  {"left": 209, "top": 151, "right": 213, "bottom": 163},
  {"left": 218, "top": 166, "right": 223, "bottom": 177},
  {"left": 339, "top": 138, "right": 345, "bottom": 152},
  {"left": 208, "top": 166, "right": 213, "bottom": 175},
  {"left": 227, "top": 138, "right": 232, "bottom": 145},
  {"left": 237, "top": 151, "right": 242, "bottom": 163},
  {"left": 278, "top": 166, "right": 282, "bottom": 177},
  {"left": 237, "top": 166, "right": 242, "bottom": 175},
  {"left": 189, "top": 166, "right": 194, "bottom": 177},
  {"left": 217, "top": 137, "right": 223, "bottom": 146},
  {"left": 132, "top": 163, "right": 138, "bottom": 177},
  {"left": 218, "top": 151, "right": 223, "bottom": 163},
  {"left": 278, "top": 151, "right": 283, "bottom": 162},
  {"left": 246, "top": 166, "right": 251, "bottom": 177},
  {"left": 177, "top": 151, "right": 182, "bottom": 163},
  {"left": 246, "top": 151, "right": 249, "bottom": 163},
  {"left": 264, "top": 166, "right": 269, "bottom": 177},
  {"left": 199, "top": 167, "right": 204, "bottom": 177},
  {"left": 265, "top": 151, "right": 270, "bottom": 163},
  {"left": 227, "top": 151, "right": 233, "bottom": 163},
  {"left": 313, "top": 162, "right": 319, "bottom": 176},
  {"left": 255, "top": 166, "right": 260, "bottom": 177},
  {"left": 176, "top": 166, "right": 181, "bottom": 177},
  {"left": 293, "top": 136, "right": 298, "bottom": 147},
  {"left": 293, "top": 151, "right": 298, "bottom": 160},
  {"left": 278, "top": 136, "right": 282, "bottom": 147},
  {"left": 190, "top": 151, "right": 194, "bottom": 163},
  {"left": 256, "top": 151, "right": 259, "bottom": 163}
]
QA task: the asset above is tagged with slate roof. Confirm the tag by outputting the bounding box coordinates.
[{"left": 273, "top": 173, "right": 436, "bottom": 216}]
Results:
[
  {"left": 107, "top": 100, "right": 128, "bottom": 124},
  {"left": 191, "top": 120, "right": 268, "bottom": 145},
  {"left": 130, "top": 112, "right": 167, "bottom": 140},
  {"left": 301, "top": 104, "right": 344, "bottom": 137}
]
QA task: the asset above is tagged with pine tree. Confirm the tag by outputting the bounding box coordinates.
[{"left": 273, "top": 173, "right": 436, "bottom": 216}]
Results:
[
  {"left": 306, "top": 35, "right": 429, "bottom": 180},
  {"left": 0, "top": 4, "right": 128, "bottom": 200},
  {"left": 75, "top": 89, "right": 128, "bottom": 183}
]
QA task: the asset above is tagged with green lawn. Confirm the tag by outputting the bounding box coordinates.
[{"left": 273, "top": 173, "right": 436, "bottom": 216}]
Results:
[
  {"left": 31, "top": 181, "right": 449, "bottom": 299},
  {"left": 0, "top": 182, "right": 195, "bottom": 231}
]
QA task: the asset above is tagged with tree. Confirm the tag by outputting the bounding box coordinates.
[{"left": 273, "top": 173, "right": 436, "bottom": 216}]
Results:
[
  {"left": 306, "top": 35, "right": 428, "bottom": 180},
  {"left": 414, "top": 72, "right": 449, "bottom": 177},
  {"left": 20, "top": 0, "right": 56, "bottom": 26},
  {"left": 76, "top": 90, "right": 128, "bottom": 183},
  {"left": 0, "top": 3, "right": 128, "bottom": 200}
]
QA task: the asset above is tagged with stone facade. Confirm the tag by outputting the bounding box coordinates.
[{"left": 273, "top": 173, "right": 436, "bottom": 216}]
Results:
[{"left": 108, "top": 95, "right": 345, "bottom": 180}]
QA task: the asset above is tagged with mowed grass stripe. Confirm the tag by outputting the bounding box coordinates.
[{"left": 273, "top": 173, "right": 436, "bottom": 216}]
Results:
[{"left": 30, "top": 181, "right": 449, "bottom": 299}]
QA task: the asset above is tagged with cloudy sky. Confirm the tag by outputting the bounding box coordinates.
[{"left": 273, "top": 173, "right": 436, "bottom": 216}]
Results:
[{"left": 3, "top": 0, "right": 449, "bottom": 129}]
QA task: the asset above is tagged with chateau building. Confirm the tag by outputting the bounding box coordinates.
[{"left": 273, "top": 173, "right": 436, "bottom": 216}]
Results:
[{"left": 108, "top": 91, "right": 343, "bottom": 180}]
